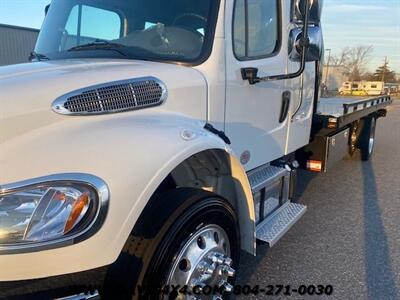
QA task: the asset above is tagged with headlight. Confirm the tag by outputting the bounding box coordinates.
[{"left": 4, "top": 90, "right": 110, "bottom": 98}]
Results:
[{"left": 0, "top": 174, "right": 109, "bottom": 251}]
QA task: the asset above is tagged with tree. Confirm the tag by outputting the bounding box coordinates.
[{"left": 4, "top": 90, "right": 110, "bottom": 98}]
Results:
[
  {"left": 371, "top": 58, "right": 397, "bottom": 83},
  {"left": 330, "top": 47, "right": 351, "bottom": 67},
  {"left": 329, "top": 45, "right": 373, "bottom": 81},
  {"left": 361, "top": 72, "right": 374, "bottom": 81},
  {"left": 345, "top": 46, "right": 373, "bottom": 81}
]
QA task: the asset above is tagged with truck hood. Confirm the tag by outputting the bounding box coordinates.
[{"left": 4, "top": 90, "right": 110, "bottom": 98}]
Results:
[{"left": 0, "top": 59, "right": 207, "bottom": 143}]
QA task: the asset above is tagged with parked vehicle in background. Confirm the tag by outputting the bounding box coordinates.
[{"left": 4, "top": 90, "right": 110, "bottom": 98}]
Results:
[
  {"left": 385, "top": 83, "right": 400, "bottom": 95},
  {"left": 340, "top": 81, "right": 386, "bottom": 96},
  {"left": 0, "top": 0, "right": 392, "bottom": 299}
]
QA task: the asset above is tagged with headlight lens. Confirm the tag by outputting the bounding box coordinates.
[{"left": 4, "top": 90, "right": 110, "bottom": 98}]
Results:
[{"left": 0, "top": 183, "right": 99, "bottom": 245}]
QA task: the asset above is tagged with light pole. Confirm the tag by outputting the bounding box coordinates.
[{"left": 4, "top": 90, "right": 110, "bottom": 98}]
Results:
[{"left": 324, "top": 49, "right": 332, "bottom": 88}]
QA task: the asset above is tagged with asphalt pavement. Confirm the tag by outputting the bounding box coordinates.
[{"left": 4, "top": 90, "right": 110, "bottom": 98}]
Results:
[{"left": 237, "top": 99, "right": 400, "bottom": 300}]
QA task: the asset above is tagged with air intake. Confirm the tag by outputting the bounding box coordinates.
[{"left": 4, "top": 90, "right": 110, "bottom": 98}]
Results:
[{"left": 52, "top": 77, "right": 167, "bottom": 115}]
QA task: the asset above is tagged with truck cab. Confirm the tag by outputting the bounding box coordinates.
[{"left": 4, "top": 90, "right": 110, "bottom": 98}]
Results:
[
  {"left": 0, "top": 0, "right": 391, "bottom": 299},
  {"left": 33, "top": 0, "right": 321, "bottom": 170}
]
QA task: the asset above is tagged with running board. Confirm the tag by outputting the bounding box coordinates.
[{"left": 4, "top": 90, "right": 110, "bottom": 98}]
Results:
[
  {"left": 248, "top": 164, "right": 288, "bottom": 193},
  {"left": 256, "top": 202, "right": 307, "bottom": 247}
]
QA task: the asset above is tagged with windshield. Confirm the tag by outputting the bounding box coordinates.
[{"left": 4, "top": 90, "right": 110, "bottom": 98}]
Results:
[{"left": 35, "top": 0, "right": 220, "bottom": 64}]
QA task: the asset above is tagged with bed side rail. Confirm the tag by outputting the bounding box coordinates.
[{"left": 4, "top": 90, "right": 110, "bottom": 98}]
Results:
[{"left": 343, "top": 95, "right": 392, "bottom": 115}]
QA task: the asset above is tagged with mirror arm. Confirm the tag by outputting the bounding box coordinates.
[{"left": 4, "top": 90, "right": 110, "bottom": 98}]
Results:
[{"left": 241, "top": 0, "right": 311, "bottom": 85}]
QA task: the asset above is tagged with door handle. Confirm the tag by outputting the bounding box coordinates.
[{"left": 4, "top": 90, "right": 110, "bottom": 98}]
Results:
[{"left": 279, "top": 91, "right": 291, "bottom": 123}]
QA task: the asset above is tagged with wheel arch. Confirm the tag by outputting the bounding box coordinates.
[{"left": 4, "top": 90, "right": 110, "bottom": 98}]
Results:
[
  {"left": 134, "top": 148, "right": 256, "bottom": 255},
  {"left": 0, "top": 112, "right": 256, "bottom": 281}
]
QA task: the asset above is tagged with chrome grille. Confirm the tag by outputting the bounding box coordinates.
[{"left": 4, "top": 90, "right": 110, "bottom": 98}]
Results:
[{"left": 52, "top": 77, "right": 167, "bottom": 115}]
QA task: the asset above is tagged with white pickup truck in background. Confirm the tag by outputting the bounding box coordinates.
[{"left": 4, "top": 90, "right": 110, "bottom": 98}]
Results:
[{"left": 0, "top": 0, "right": 392, "bottom": 299}]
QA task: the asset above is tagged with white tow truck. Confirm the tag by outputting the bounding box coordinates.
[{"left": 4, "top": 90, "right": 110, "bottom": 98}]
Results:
[{"left": 0, "top": 0, "right": 392, "bottom": 299}]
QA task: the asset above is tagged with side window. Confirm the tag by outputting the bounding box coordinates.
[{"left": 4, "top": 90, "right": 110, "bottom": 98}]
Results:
[
  {"left": 233, "top": 0, "right": 279, "bottom": 60},
  {"left": 65, "top": 5, "right": 122, "bottom": 48}
]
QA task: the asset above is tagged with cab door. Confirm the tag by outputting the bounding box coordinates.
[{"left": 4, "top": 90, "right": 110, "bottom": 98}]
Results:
[{"left": 225, "top": 0, "right": 290, "bottom": 171}]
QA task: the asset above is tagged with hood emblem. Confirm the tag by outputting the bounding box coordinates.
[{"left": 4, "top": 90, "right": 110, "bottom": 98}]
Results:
[{"left": 52, "top": 77, "right": 167, "bottom": 115}]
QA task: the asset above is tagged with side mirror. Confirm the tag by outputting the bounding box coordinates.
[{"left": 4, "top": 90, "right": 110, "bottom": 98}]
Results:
[
  {"left": 45, "top": 4, "right": 50, "bottom": 16},
  {"left": 242, "top": 0, "right": 317, "bottom": 84},
  {"left": 292, "top": 0, "right": 323, "bottom": 25},
  {"left": 289, "top": 26, "right": 323, "bottom": 62}
]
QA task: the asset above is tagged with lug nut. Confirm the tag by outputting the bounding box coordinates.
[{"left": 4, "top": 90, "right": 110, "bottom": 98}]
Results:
[
  {"left": 191, "top": 282, "right": 205, "bottom": 293},
  {"left": 223, "top": 257, "right": 233, "bottom": 266},
  {"left": 223, "top": 283, "right": 234, "bottom": 293},
  {"left": 223, "top": 266, "right": 235, "bottom": 277},
  {"left": 210, "top": 253, "right": 224, "bottom": 264},
  {"left": 205, "top": 266, "right": 215, "bottom": 275},
  {"left": 197, "top": 262, "right": 212, "bottom": 274}
]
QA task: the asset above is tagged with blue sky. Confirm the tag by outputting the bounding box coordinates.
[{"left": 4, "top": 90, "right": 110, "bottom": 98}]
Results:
[
  {"left": 0, "top": 0, "right": 399, "bottom": 73},
  {"left": 322, "top": 0, "right": 400, "bottom": 74}
]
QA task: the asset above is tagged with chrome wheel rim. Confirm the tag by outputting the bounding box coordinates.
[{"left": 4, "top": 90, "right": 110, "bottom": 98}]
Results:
[
  {"left": 166, "top": 224, "right": 235, "bottom": 300},
  {"left": 368, "top": 118, "right": 376, "bottom": 155},
  {"left": 350, "top": 124, "right": 359, "bottom": 153}
]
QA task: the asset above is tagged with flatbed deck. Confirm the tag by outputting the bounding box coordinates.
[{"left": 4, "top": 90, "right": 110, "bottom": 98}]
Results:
[
  {"left": 299, "top": 95, "right": 392, "bottom": 172},
  {"left": 315, "top": 96, "right": 392, "bottom": 130}
]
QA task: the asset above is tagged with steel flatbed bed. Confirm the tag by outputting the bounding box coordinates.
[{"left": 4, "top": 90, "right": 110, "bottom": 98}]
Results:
[
  {"left": 314, "top": 96, "right": 392, "bottom": 131},
  {"left": 297, "top": 95, "right": 393, "bottom": 172}
]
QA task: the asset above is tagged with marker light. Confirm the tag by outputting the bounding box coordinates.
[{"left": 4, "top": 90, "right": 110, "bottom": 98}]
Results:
[
  {"left": 307, "top": 160, "right": 323, "bottom": 172},
  {"left": 0, "top": 179, "right": 102, "bottom": 246},
  {"left": 64, "top": 192, "right": 90, "bottom": 234}
]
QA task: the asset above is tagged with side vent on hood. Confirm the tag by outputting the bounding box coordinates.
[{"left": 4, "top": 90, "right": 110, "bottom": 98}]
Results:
[{"left": 52, "top": 77, "right": 167, "bottom": 115}]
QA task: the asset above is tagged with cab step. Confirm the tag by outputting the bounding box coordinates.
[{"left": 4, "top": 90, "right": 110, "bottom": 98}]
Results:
[
  {"left": 248, "top": 164, "right": 288, "bottom": 193},
  {"left": 256, "top": 201, "right": 307, "bottom": 247},
  {"left": 248, "top": 164, "right": 291, "bottom": 224}
]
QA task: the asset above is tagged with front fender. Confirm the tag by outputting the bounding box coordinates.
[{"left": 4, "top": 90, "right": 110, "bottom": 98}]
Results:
[{"left": 0, "top": 109, "right": 254, "bottom": 280}]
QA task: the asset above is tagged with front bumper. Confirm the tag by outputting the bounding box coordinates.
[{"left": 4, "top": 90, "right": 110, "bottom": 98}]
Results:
[{"left": 0, "top": 267, "right": 107, "bottom": 300}]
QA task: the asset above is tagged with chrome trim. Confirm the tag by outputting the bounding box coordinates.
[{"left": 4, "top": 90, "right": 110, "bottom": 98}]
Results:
[
  {"left": 0, "top": 173, "right": 109, "bottom": 254},
  {"left": 56, "top": 290, "right": 100, "bottom": 300},
  {"left": 52, "top": 77, "right": 168, "bottom": 116}
]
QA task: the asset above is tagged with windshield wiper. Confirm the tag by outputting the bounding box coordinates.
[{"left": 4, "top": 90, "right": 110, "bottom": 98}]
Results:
[
  {"left": 68, "top": 40, "right": 128, "bottom": 57},
  {"left": 29, "top": 51, "right": 50, "bottom": 62}
]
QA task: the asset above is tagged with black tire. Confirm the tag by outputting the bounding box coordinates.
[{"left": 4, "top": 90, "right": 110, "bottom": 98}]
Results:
[
  {"left": 101, "top": 188, "right": 240, "bottom": 300},
  {"left": 359, "top": 117, "right": 377, "bottom": 161}
]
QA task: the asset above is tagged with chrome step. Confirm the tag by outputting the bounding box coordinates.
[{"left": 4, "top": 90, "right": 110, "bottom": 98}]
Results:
[
  {"left": 256, "top": 202, "right": 307, "bottom": 247},
  {"left": 248, "top": 164, "right": 291, "bottom": 224},
  {"left": 248, "top": 164, "right": 289, "bottom": 193}
]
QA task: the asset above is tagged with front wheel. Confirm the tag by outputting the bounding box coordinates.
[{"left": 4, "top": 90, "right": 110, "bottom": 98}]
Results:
[{"left": 102, "top": 189, "right": 240, "bottom": 300}]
